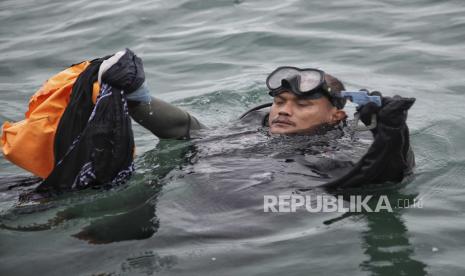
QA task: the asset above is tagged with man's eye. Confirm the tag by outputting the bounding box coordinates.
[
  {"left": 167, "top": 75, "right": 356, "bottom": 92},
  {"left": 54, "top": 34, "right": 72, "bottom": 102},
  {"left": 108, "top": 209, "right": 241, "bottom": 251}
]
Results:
[
  {"left": 274, "top": 100, "right": 284, "bottom": 105},
  {"left": 297, "top": 101, "right": 311, "bottom": 107}
]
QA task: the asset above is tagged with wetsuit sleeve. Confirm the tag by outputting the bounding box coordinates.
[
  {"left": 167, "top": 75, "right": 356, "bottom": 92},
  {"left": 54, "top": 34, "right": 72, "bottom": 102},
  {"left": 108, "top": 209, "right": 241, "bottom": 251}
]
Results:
[
  {"left": 97, "top": 49, "right": 204, "bottom": 139},
  {"left": 323, "top": 96, "right": 416, "bottom": 189},
  {"left": 128, "top": 97, "right": 204, "bottom": 139}
]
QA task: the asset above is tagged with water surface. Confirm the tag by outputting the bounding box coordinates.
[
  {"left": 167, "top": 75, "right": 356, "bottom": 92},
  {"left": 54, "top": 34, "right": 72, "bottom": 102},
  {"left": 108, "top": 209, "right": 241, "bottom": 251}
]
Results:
[{"left": 1, "top": 0, "right": 465, "bottom": 275}]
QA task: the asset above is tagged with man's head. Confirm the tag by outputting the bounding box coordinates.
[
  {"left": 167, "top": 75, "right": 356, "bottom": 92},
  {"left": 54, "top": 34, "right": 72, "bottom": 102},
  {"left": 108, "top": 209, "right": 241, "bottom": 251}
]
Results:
[{"left": 267, "top": 69, "right": 347, "bottom": 134}]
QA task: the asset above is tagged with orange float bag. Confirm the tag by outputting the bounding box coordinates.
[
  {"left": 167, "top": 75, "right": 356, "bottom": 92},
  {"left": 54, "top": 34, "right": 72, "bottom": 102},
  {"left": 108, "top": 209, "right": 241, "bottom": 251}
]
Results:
[{"left": 1, "top": 61, "right": 100, "bottom": 179}]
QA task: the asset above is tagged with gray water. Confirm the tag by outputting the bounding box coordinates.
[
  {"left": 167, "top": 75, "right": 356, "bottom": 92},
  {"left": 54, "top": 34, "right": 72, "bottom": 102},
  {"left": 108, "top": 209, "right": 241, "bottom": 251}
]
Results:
[{"left": 1, "top": 0, "right": 465, "bottom": 275}]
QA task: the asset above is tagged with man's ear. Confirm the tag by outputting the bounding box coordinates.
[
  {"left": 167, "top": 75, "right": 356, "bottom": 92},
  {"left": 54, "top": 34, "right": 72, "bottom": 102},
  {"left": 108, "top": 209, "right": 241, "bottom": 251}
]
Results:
[{"left": 330, "top": 109, "right": 347, "bottom": 125}]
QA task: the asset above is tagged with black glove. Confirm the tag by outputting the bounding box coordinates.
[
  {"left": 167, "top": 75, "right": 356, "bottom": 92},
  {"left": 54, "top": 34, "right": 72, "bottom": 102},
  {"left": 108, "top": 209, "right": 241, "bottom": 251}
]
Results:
[
  {"left": 357, "top": 90, "right": 416, "bottom": 129},
  {"left": 98, "top": 48, "right": 145, "bottom": 94},
  {"left": 322, "top": 91, "right": 416, "bottom": 189}
]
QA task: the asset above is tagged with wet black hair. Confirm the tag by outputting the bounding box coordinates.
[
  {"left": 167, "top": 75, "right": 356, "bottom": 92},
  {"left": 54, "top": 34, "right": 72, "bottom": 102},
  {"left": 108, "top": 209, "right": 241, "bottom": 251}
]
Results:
[{"left": 324, "top": 73, "right": 346, "bottom": 109}]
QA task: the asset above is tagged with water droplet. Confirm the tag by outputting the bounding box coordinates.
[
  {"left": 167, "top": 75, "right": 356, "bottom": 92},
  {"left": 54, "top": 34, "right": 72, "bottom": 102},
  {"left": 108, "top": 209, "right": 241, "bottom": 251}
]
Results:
[
  {"left": 211, "top": 257, "right": 216, "bottom": 261},
  {"left": 149, "top": 112, "right": 153, "bottom": 115},
  {"left": 432, "top": 247, "right": 439, "bottom": 252}
]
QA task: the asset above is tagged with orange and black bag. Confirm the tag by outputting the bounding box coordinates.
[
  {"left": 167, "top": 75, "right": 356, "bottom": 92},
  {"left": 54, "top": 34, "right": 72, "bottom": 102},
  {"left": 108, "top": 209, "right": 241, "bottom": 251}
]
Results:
[
  {"left": 1, "top": 61, "right": 99, "bottom": 178},
  {"left": 1, "top": 57, "right": 136, "bottom": 194}
]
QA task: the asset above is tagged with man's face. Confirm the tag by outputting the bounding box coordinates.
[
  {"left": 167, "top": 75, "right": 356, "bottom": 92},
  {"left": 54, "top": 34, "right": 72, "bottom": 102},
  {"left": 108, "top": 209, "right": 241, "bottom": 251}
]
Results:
[{"left": 268, "top": 91, "right": 345, "bottom": 134}]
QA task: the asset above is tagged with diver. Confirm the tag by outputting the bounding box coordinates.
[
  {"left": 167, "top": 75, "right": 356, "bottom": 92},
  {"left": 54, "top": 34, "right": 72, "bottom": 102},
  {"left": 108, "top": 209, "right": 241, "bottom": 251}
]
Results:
[
  {"left": 0, "top": 48, "right": 415, "bottom": 194},
  {"left": 100, "top": 49, "right": 416, "bottom": 189}
]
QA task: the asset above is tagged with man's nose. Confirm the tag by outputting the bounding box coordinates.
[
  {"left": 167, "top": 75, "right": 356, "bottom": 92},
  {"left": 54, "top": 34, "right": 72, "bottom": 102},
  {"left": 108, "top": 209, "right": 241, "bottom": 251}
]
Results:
[{"left": 278, "top": 102, "right": 293, "bottom": 116}]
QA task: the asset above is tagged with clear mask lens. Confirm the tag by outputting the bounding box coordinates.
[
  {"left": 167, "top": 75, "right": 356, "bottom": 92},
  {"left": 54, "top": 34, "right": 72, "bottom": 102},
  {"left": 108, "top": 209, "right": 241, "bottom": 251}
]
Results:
[
  {"left": 267, "top": 67, "right": 300, "bottom": 89},
  {"left": 267, "top": 67, "right": 323, "bottom": 93},
  {"left": 298, "top": 70, "right": 322, "bottom": 92}
]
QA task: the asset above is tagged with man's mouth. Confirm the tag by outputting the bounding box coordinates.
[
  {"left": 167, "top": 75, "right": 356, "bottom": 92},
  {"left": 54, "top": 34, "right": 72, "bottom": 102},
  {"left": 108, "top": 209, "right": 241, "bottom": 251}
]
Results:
[{"left": 271, "top": 117, "right": 295, "bottom": 127}]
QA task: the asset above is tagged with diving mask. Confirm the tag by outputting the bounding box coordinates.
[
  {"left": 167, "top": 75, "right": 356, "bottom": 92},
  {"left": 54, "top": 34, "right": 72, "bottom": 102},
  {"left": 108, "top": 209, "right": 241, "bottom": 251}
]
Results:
[{"left": 266, "top": 66, "right": 345, "bottom": 109}]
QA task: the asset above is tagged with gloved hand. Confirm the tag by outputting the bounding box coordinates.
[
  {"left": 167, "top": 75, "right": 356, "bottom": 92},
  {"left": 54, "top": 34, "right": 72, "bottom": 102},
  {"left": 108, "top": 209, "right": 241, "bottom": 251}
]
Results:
[
  {"left": 357, "top": 90, "right": 416, "bottom": 128},
  {"left": 98, "top": 48, "right": 145, "bottom": 94}
]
